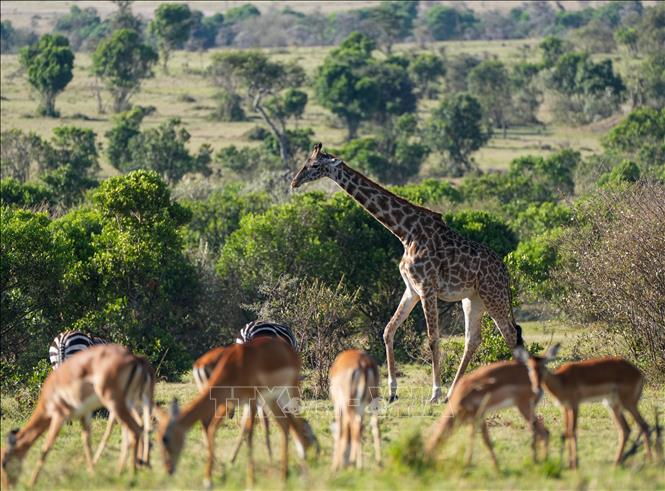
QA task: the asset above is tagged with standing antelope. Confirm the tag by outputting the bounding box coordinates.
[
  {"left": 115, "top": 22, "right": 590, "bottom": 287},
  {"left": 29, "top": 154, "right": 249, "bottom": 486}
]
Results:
[
  {"left": 514, "top": 344, "right": 653, "bottom": 469},
  {"left": 0, "top": 345, "right": 153, "bottom": 489},
  {"left": 157, "top": 337, "right": 318, "bottom": 488},
  {"left": 424, "top": 359, "right": 549, "bottom": 469},
  {"left": 329, "top": 350, "right": 381, "bottom": 471}
]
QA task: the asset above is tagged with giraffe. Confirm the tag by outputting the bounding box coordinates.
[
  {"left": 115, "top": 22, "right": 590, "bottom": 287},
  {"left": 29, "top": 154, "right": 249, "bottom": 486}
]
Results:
[{"left": 291, "top": 143, "right": 524, "bottom": 403}]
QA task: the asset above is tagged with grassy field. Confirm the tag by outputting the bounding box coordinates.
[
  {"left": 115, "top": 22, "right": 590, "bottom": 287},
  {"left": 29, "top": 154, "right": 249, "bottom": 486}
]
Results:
[
  {"left": 2, "top": 322, "right": 663, "bottom": 490},
  {"left": 1, "top": 36, "right": 611, "bottom": 178}
]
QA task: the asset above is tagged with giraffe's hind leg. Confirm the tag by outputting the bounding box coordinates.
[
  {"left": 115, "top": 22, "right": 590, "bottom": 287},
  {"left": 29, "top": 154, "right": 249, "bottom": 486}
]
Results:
[{"left": 446, "top": 294, "right": 484, "bottom": 402}]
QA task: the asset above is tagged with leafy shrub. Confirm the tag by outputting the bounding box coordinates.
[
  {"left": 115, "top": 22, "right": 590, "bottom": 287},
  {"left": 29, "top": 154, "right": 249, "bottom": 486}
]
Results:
[
  {"left": 0, "top": 178, "right": 54, "bottom": 208},
  {"left": 212, "top": 89, "right": 245, "bottom": 121},
  {"left": 438, "top": 322, "right": 543, "bottom": 383},
  {"left": 247, "top": 276, "right": 363, "bottom": 398},
  {"left": 554, "top": 181, "right": 665, "bottom": 378}
]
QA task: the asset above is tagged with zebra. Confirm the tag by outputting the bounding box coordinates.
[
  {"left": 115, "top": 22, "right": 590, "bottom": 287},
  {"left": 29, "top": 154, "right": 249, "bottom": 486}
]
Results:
[
  {"left": 235, "top": 320, "right": 297, "bottom": 349},
  {"left": 48, "top": 330, "right": 108, "bottom": 369}
]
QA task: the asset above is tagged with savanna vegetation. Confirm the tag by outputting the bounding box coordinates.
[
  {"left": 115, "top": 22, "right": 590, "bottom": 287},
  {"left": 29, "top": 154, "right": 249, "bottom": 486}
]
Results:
[{"left": 1, "top": 1, "right": 664, "bottom": 489}]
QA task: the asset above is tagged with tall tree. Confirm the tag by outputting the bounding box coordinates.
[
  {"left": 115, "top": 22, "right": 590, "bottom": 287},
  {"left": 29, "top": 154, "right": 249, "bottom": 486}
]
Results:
[
  {"left": 468, "top": 60, "right": 512, "bottom": 137},
  {"left": 368, "top": 1, "right": 419, "bottom": 53},
  {"left": 148, "top": 3, "right": 192, "bottom": 74},
  {"left": 19, "top": 34, "right": 74, "bottom": 117},
  {"left": 426, "top": 93, "right": 491, "bottom": 176},
  {"left": 92, "top": 28, "right": 157, "bottom": 112},
  {"left": 209, "top": 51, "right": 307, "bottom": 166},
  {"left": 316, "top": 33, "right": 416, "bottom": 140}
]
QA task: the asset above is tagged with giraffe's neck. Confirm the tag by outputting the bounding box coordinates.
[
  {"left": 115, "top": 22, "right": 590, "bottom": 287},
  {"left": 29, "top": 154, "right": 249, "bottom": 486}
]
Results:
[{"left": 330, "top": 163, "right": 430, "bottom": 244}]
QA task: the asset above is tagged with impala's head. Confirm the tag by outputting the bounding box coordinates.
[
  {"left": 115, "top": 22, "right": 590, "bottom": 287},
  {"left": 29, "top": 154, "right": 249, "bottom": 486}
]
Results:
[
  {"left": 290, "top": 143, "right": 342, "bottom": 189},
  {"left": 1, "top": 429, "right": 21, "bottom": 488},
  {"left": 514, "top": 343, "right": 561, "bottom": 395},
  {"left": 155, "top": 399, "right": 185, "bottom": 475}
]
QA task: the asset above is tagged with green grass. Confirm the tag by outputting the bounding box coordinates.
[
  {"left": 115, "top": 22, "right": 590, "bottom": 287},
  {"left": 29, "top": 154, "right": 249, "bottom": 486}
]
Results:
[{"left": 2, "top": 322, "right": 663, "bottom": 490}]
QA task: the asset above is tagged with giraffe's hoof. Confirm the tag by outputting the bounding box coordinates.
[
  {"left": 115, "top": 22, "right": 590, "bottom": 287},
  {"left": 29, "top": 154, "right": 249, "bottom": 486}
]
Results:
[{"left": 388, "top": 394, "right": 399, "bottom": 404}]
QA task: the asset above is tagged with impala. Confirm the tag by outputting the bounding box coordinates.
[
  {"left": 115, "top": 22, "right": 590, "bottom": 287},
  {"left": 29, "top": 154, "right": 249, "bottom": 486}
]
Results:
[
  {"left": 329, "top": 350, "right": 381, "bottom": 470},
  {"left": 0, "top": 345, "right": 153, "bottom": 488},
  {"left": 514, "top": 344, "right": 653, "bottom": 468},
  {"left": 156, "top": 337, "right": 318, "bottom": 488},
  {"left": 424, "top": 359, "right": 549, "bottom": 469},
  {"left": 192, "top": 345, "right": 273, "bottom": 464}
]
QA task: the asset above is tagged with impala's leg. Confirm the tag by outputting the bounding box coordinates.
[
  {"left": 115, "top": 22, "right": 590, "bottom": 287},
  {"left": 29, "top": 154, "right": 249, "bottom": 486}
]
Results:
[
  {"left": 267, "top": 400, "right": 290, "bottom": 481},
  {"left": 260, "top": 406, "right": 273, "bottom": 465},
  {"left": 229, "top": 403, "right": 251, "bottom": 464},
  {"left": 465, "top": 421, "right": 476, "bottom": 467},
  {"left": 516, "top": 399, "right": 546, "bottom": 463},
  {"left": 480, "top": 420, "right": 500, "bottom": 471},
  {"left": 332, "top": 406, "right": 343, "bottom": 471},
  {"left": 625, "top": 402, "right": 653, "bottom": 461},
  {"left": 570, "top": 407, "right": 579, "bottom": 469},
  {"left": 106, "top": 398, "right": 142, "bottom": 474},
  {"left": 349, "top": 412, "right": 363, "bottom": 469},
  {"left": 383, "top": 285, "right": 419, "bottom": 402},
  {"left": 80, "top": 416, "right": 94, "bottom": 474},
  {"left": 341, "top": 409, "right": 352, "bottom": 468},
  {"left": 562, "top": 408, "right": 572, "bottom": 468},
  {"left": 608, "top": 403, "right": 630, "bottom": 465},
  {"left": 29, "top": 415, "right": 63, "bottom": 487},
  {"left": 446, "top": 295, "right": 484, "bottom": 402},
  {"left": 370, "top": 412, "right": 381, "bottom": 466},
  {"left": 140, "top": 397, "right": 152, "bottom": 467},
  {"left": 203, "top": 413, "right": 223, "bottom": 489},
  {"left": 244, "top": 402, "right": 257, "bottom": 487},
  {"left": 93, "top": 412, "right": 116, "bottom": 465}
]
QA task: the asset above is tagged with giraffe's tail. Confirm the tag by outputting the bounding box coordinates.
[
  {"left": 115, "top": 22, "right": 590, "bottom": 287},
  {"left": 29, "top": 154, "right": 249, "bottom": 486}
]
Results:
[{"left": 514, "top": 323, "right": 524, "bottom": 347}]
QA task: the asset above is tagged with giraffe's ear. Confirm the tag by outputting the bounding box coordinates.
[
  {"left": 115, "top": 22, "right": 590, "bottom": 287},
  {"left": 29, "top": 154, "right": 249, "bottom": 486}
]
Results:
[{"left": 312, "top": 142, "right": 323, "bottom": 156}]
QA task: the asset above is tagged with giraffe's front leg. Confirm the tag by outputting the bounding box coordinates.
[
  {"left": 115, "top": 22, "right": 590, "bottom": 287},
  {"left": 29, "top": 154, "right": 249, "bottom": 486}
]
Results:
[
  {"left": 421, "top": 293, "right": 441, "bottom": 403},
  {"left": 383, "top": 286, "right": 419, "bottom": 403}
]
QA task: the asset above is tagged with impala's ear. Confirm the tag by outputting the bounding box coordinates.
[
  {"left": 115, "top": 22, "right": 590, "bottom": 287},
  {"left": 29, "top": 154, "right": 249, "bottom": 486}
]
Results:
[
  {"left": 169, "top": 398, "right": 179, "bottom": 418},
  {"left": 7, "top": 429, "right": 18, "bottom": 448},
  {"left": 512, "top": 346, "right": 530, "bottom": 364},
  {"left": 545, "top": 343, "right": 561, "bottom": 362}
]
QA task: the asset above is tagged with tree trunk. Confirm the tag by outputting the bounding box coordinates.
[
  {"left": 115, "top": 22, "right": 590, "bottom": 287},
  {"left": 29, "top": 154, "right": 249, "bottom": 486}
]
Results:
[
  {"left": 162, "top": 48, "right": 170, "bottom": 75},
  {"left": 94, "top": 77, "right": 105, "bottom": 114},
  {"left": 253, "top": 92, "right": 290, "bottom": 169},
  {"left": 41, "top": 92, "right": 57, "bottom": 117},
  {"left": 345, "top": 118, "right": 359, "bottom": 141}
]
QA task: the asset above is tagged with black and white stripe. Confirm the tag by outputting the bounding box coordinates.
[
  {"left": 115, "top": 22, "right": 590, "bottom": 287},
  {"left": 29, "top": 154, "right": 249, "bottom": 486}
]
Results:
[
  {"left": 48, "top": 331, "right": 108, "bottom": 369},
  {"left": 236, "top": 321, "right": 297, "bottom": 350}
]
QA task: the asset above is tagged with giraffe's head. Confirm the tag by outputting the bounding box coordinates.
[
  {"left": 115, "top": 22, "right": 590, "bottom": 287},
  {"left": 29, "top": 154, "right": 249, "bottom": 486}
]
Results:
[{"left": 291, "top": 143, "right": 342, "bottom": 189}]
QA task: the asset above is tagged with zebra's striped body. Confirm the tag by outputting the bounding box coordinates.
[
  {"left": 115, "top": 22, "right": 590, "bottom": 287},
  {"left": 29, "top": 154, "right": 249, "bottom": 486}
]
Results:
[
  {"left": 49, "top": 331, "right": 107, "bottom": 369},
  {"left": 235, "top": 321, "right": 297, "bottom": 350}
]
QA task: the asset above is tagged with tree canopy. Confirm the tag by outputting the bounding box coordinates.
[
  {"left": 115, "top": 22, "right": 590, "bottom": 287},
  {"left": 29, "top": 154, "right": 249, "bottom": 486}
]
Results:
[{"left": 19, "top": 34, "right": 74, "bottom": 117}]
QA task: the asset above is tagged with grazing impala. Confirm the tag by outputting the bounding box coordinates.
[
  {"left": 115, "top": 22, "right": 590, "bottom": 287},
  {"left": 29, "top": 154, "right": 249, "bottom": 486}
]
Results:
[
  {"left": 0, "top": 345, "right": 153, "bottom": 489},
  {"left": 514, "top": 344, "right": 653, "bottom": 469},
  {"left": 156, "top": 338, "right": 318, "bottom": 488},
  {"left": 424, "top": 359, "right": 549, "bottom": 469},
  {"left": 329, "top": 350, "right": 381, "bottom": 471},
  {"left": 192, "top": 346, "right": 274, "bottom": 464}
]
